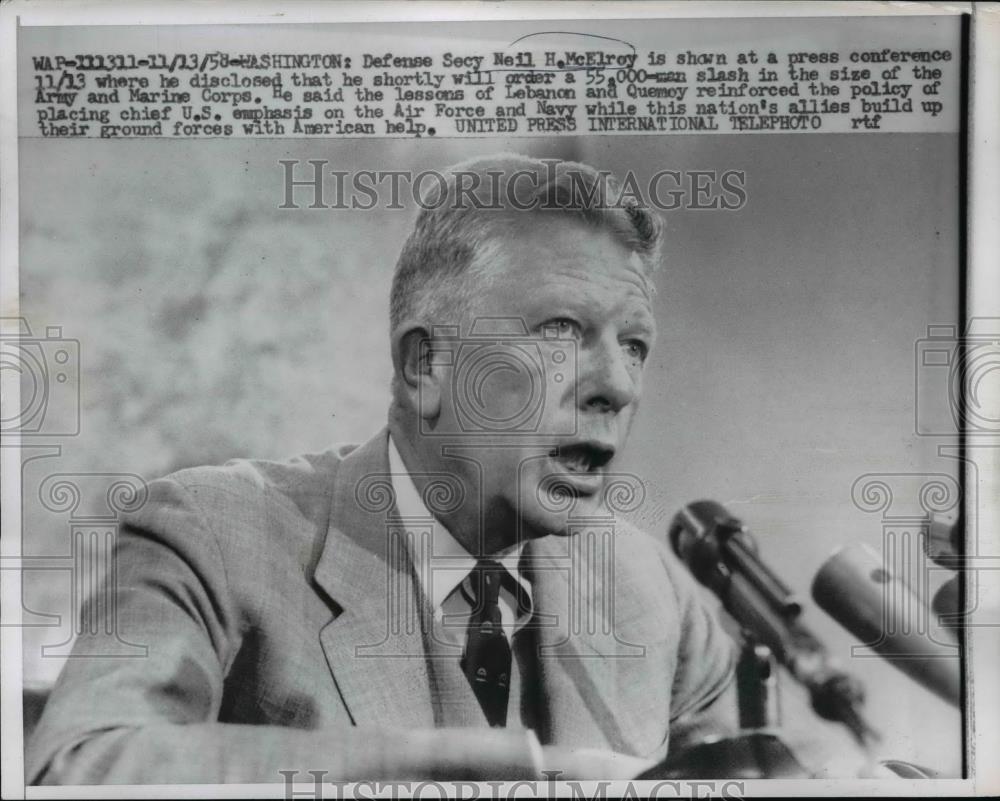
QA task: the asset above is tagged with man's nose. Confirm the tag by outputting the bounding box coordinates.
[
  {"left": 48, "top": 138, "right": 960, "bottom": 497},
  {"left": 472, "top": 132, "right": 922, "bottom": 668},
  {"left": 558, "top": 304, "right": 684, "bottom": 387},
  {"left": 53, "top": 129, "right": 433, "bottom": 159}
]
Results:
[{"left": 577, "top": 338, "right": 638, "bottom": 414}]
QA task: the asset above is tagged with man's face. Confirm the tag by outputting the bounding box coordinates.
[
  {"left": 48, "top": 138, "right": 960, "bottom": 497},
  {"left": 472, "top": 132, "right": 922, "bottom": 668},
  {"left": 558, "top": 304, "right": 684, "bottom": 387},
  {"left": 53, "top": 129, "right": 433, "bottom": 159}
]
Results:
[{"left": 426, "top": 214, "right": 656, "bottom": 544}]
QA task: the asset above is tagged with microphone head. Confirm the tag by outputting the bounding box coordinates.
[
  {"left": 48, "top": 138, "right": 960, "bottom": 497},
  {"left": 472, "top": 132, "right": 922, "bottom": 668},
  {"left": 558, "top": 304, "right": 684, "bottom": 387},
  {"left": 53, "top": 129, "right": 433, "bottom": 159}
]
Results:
[
  {"left": 668, "top": 499, "right": 739, "bottom": 557},
  {"left": 811, "top": 543, "right": 961, "bottom": 707},
  {"left": 925, "top": 510, "right": 963, "bottom": 569},
  {"left": 668, "top": 500, "right": 745, "bottom": 592}
]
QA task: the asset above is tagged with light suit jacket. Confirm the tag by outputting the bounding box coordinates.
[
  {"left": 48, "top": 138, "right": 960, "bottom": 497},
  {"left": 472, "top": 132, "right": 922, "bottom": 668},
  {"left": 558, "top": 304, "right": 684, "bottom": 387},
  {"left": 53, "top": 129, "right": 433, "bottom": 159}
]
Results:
[{"left": 27, "top": 428, "right": 736, "bottom": 784}]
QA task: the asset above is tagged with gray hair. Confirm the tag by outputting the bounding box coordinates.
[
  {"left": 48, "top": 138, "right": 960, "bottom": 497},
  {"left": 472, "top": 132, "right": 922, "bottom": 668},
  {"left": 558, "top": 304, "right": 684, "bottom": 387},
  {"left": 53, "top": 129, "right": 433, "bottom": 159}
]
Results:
[{"left": 388, "top": 153, "right": 663, "bottom": 333}]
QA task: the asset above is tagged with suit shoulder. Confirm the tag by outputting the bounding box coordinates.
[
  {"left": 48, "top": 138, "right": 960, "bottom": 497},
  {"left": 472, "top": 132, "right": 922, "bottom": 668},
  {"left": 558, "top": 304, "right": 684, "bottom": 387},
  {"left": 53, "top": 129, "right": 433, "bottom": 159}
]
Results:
[
  {"left": 123, "top": 444, "right": 365, "bottom": 584},
  {"left": 612, "top": 517, "right": 673, "bottom": 563},
  {"left": 164, "top": 444, "right": 358, "bottom": 520},
  {"left": 611, "top": 517, "right": 707, "bottom": 605},
  {"left": 139, "top": 445, "right": 366, "bottom": 541}
]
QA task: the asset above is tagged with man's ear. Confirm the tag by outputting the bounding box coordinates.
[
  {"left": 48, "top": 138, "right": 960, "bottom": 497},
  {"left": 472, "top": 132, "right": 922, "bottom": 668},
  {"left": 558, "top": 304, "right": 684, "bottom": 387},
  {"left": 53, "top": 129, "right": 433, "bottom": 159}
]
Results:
[{"left": 391, "top": 321, "right": 440, "bottom": 420}]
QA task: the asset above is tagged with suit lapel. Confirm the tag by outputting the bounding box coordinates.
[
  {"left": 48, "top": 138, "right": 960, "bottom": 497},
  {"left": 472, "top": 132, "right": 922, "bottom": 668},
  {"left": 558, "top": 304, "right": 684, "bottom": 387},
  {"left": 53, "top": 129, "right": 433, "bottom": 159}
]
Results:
[
  {"left": 314, "top": 428, "right": 436, "bottom": 729},
  {"left": 313, "top": 430, "right": 674, "bottom": 753},
  {"left": 526, "top": 529, "right": 674, "bottom": 759}
]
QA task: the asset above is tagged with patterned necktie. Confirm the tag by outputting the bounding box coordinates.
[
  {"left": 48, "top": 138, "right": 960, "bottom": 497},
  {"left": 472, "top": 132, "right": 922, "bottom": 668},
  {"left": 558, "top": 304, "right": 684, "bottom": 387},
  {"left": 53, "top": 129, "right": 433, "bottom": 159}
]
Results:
[{"left": 460, "top": 560, "right": 512, "bottom": 727}]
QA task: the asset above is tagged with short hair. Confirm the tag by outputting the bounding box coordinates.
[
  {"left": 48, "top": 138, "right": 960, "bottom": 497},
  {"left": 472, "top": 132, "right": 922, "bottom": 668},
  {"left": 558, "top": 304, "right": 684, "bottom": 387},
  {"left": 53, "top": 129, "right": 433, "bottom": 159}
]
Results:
[{"left": 389, "top": 153, "right": 663, "bottom": 332}]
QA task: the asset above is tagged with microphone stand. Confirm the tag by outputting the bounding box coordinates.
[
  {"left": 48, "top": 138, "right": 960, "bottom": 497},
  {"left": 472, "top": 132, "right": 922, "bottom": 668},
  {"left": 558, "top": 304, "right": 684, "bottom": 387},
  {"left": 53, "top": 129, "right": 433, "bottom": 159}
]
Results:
[
  {"left": 639, "top": 501, "right": 949, "bottom": 780},
  {"left": 736, "top": 640, "right": 780, "bottom": 730},
  {"left": 673, "top": 502, "right": 882, "bottom": 750},
  {"left": 639, "top": 501, "right": 886, "bottom": 780}
]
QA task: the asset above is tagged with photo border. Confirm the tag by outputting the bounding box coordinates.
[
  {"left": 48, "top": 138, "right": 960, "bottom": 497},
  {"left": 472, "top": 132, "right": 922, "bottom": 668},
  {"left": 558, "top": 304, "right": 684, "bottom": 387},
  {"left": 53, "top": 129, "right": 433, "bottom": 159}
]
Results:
[{"left": 1, "top": 1, "right": 996, "bottom": 798}]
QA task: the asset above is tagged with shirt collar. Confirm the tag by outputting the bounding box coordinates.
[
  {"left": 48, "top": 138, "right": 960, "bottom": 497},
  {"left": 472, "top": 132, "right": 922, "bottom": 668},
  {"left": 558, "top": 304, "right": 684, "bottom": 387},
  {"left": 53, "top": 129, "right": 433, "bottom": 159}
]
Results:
[{"left": 387, "top": 435, "right": 531, "bottom": 616}]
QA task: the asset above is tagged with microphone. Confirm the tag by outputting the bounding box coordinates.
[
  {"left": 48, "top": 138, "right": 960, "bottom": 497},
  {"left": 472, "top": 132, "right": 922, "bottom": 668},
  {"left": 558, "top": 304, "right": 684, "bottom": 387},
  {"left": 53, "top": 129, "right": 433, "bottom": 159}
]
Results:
[
  {"left": 925, "top": 510, "right": 964, "bottom": 631},
  {"left": 811, "top": 543, "right": 961, "bottom": 707},
  {"left": 669, "top": 500, "right": 880, "bottom": 748},
  {"left": 925, "top": 510, "right": 963, "bottom": 570}
]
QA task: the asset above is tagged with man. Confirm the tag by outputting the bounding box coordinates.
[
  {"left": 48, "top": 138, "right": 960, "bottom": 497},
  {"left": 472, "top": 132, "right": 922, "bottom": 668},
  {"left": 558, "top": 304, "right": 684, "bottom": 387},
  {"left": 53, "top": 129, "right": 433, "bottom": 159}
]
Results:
[{"left": 27, "top": 154, "right": 737, "bottom": 784}]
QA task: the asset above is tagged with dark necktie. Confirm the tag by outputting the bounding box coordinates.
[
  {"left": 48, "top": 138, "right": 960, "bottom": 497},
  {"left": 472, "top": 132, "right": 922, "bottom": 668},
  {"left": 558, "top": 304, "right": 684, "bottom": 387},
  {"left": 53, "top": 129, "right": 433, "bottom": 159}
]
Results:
[{"left": 460, "top": 560, "right": 512, "bottom": 727}]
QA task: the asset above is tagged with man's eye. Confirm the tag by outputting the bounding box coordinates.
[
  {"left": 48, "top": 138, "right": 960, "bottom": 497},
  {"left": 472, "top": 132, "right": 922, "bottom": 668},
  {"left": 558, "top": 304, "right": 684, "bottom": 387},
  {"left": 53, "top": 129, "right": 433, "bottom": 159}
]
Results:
[
  {"left": 543, "top": 318, "right": 582, "bottom": 339},
  {"left": 623, "top": 340, "right": 649, "bottom": 363}
]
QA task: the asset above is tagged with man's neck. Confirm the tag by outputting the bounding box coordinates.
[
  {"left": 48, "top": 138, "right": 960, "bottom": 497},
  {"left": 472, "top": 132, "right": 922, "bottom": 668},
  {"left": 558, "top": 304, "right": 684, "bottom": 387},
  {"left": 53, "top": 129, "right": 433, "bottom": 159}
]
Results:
[{"left": 387, "top": 419, "right": 515, "bottom": 557}]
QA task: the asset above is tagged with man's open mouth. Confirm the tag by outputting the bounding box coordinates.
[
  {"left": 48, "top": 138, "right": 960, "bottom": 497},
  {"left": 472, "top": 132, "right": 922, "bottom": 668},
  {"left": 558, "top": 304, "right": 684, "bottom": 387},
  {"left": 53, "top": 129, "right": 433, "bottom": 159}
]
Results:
[{"left": 548, "top": 442, "right": 616, "bottom": 474}]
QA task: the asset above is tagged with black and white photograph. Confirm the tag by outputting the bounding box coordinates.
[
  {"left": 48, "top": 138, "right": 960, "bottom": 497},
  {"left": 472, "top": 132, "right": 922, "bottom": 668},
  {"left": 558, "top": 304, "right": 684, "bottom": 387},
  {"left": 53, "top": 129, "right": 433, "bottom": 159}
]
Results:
[{"left": 1, "top": 2, "right": 997, "bottom": 797}]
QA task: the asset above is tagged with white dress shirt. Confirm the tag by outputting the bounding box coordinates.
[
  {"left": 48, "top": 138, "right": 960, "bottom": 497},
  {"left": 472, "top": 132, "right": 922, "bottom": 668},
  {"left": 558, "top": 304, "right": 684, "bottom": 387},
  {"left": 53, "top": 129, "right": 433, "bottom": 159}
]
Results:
[{"left": 388, "top": 436, "right": 533, "bottom": 645}]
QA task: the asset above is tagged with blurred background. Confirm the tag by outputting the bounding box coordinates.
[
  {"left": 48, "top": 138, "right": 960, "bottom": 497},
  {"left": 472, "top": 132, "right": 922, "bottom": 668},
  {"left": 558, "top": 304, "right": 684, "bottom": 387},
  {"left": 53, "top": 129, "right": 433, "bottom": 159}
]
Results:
[{"left": 16, "top": 129, "right": 962, "bottom": 774}]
